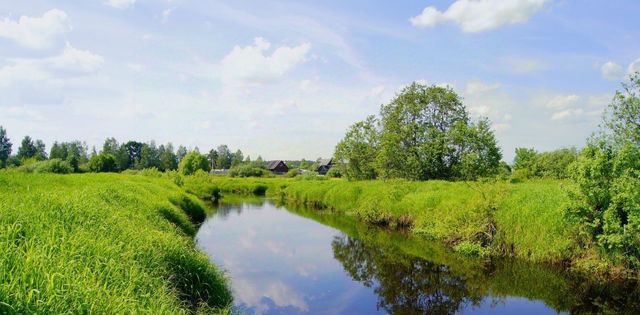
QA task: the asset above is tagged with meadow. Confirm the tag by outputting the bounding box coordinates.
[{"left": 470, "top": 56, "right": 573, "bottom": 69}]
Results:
[{"left": 0, "top": 172, "right": 231, "bottom": 314}]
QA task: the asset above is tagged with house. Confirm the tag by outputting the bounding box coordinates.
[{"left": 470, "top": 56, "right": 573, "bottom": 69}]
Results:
[
  {"left": 266, "top": 160, "right": 289, "bottom": 175},
  {"left": 317, "top": 158, "right": 333, "bottom": 175}
]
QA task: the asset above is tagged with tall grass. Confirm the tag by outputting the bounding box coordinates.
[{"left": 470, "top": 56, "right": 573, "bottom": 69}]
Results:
[
  {"left": 0, "top": 172, "right": 231, "bottom": 314},
  {"left": 184, "top": 175, "right": 577, "bottom": 264}
]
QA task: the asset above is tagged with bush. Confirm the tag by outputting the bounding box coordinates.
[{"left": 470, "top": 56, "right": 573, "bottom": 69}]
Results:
[
  {"left": 285, "top": 168, "right": 300, "bottom": 178},
  {"left": 178, "top": 151, "right": 210, "bottom": 176},
  {"left": 88, "top": 153, "right": 117, "bottom": 173},
  {"left": 326, "top": 167, "right": 342, "bottom": 178},
  {"left": 22, "top": 159, "right": 74, "bottom": 174},
  {"left": 228, "top": 164, "right": 268, "bottom": 178}
]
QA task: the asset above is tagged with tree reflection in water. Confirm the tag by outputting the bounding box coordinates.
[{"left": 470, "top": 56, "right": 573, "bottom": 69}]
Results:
[{"left": 332, "top": 234, "right": 484, "bottom": 314}]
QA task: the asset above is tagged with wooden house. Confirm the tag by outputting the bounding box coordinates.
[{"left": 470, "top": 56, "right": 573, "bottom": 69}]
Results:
[
  {"left": 266, "top": 160, "right": 289, "bottom": 175},
  {"left": 317, "top": 158, "right": 333, "bottom": 175}
]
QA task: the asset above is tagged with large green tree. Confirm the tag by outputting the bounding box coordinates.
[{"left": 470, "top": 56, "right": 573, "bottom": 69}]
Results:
[{"left": 0, "top": 126, "right": 11, "bottom": 168}]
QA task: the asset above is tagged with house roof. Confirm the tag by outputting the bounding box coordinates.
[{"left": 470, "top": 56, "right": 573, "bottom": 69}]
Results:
[
  {"left": 318, "top": 158, "right": 333, "bottom": 167},
  {"left": 266, "top": 160, "right": 286, "bottom": 170}
]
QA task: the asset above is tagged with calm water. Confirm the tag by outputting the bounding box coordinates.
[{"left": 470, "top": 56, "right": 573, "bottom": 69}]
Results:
[{"left": 196, "top": 198, "right": 640, "bottom": 315}]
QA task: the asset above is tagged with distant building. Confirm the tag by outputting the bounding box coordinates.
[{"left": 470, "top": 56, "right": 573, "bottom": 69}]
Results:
[
  {"left": 317, "top": 158, "right": 333, "bottom": 175},
  {"left": 266, "top": 160, "right": 289, "bottom": 175},
  {"left": 210, "top": 169, "right": 229, "bottom": 175}
]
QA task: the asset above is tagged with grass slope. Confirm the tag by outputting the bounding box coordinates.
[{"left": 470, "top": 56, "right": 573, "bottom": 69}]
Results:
[{"left": 0, "top": 172, "right": 231, "bottom": 314}]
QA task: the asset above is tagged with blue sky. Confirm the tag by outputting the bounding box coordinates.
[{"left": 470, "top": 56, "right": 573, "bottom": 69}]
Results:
[{"left": 0, "top": 0, "right": 638, "bottom": 161}]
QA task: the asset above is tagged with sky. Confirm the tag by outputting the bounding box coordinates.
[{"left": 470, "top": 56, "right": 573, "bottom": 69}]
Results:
[{"left": 0, "top": 0, "right": 639, "bottom": 162}]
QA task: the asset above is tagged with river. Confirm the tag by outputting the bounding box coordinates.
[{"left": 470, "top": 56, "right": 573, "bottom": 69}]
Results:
[{"left": 195, "top": 197, "right": 639, "bottom": 315}]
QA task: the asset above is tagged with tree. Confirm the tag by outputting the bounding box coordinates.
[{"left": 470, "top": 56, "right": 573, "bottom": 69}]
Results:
[
  {"left": 377, "top": 83, "right": 471, "bottom": 180},
  {"left": 176, "top": 145, "right": 188, "bottom": 162},
  {"left": 0, "top": 126, "right": 11, "bottom": 168},
  {"left": 159, "top": 143, "right": 178, "bottom": 171},
  {"left": 567, "top": 72, "right": 640, "bottom": 265},
  {"left": 216, "top": 145, "right": 233, "bottom": 169},
  {"left": 207, "top": 149, "right": 219, "bottom": 169},
  {"left": 513, "top": 148, "right": 538, "bottom": 177},
  {"left": 334, "top": 115, "right": 380, "bottom": 180},
  {"left": 17, "top": 136, "right": 37, "bottom": 160},
  {"left": 231, "top": 149, "right": 244, "bottom": 167},
  {"left": 454, "top": 118, "right": 502, "bottom": 180},
  {"left": 34, "top": 140, "right": 47, "bottom": 160},
  {"left": 604, "top": 72, "right": 640, "bottom": 146},
  {"left": 178, "top": 151, "right": 211, "bottom": 175},
  {"left": 102, "top": 138, "right": 120, "bottom": 156},
  {"left": 88, "top": 153, "right": 117, "bottom": 172}
]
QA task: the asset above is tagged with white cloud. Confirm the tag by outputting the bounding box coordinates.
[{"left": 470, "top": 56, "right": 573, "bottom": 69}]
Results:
[
  {"left": 465, "top": 81, "right": 501, "bottom": 95},
  {"left": 0, "top": 9, "right": 71, "bottom": 49},
  {"left": 220, "top": 37, "right": 311, "bottom": 85},
  {"left": 601, "top": 61, "right": 624, "bottom": 81},
  {"left": 628, "top": 58, "right": 640, "bottom": 76},
  {"left": 410, "top": 0, "right": 548, "bottom": 33},
  {"left": 106, "top": 0, "right": 136, "bottom": 9},
  {"left": 545, "top": 94, "right": 579, "bottom": 109},
  {"left": 0, "top": 43, "right": 104, "bottom": 87},
  {"left": 551, "top": 108, "right": 583, "bottom": 121}
]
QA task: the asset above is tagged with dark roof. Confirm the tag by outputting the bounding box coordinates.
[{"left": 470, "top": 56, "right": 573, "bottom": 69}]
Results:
[
  {"left": 266, "top": 160, "right": 286, "bottom": 170},
  {"left": 318, "top": 158, "right": 333, "bottom": 167}
]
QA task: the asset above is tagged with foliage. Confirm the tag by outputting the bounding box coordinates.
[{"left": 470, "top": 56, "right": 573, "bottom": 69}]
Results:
[
  {"left": 0, "top": 172, "right": 231, "bottom": 313},
  {"left": 228, "top": 164, "right": 269, "bottom": 178},
  {"left": 334, "top": 115, "right": 379, "bottom": 180},
  {"left": 88, "top": 153, "right": 117, "bottom": 172},
  {"left": 17, "top": 136, "right": 47, "bottom": 161},
  {"left": 50, "top": 140, "right": 89, "bottom": 172},
  {"left": 325, "top": 166, "right": 342, "bottom": 178},
  {"left": 513, "top": 147, "right": 578, "bottom": 179},
  {"left": 285, "top": 168, "right": 300, "bottom": 178},
  {"left": 0, "top": 126, "right": 10, "bottom": 168},
  {"left": 567, "top": 73, "right": 640, "bottom": 267},
  {"left": 17, "top": 159, "right": 74, "bottom": 174},
  {"left": 335, "top": 82, "right": 502, "bottom": 181},
  {"left": 178, "top": 151, "right": 210, "bottom": 175}
]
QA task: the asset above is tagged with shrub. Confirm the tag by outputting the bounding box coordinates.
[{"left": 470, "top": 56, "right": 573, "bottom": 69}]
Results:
[
  {"left": 454, "top": 241, "right": 489, "bottom": 258},
  {"left": 285, "top": 168, "right": 300, "bottom": 178},
  {"left": 178, "top": 151, "right": 210, "bottom": 175},
  {"left": 228, "top": 164, "right": 268, "bottom": 178},
  {"left": 326, "top": 167, "right": 342, "bottom": 178},
  {"left": 18, "top": 159, "right": 74, "bottom": 174},
  {"left": 88, "top": 153, "right": 117, "bottom": 172}
]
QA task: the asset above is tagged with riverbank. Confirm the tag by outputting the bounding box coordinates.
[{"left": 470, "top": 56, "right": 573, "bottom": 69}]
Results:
[
  {"left": 182, "top": 174, "right": 629, "bottom": 278},
  {"left": 0, "top": 172, "right": 232, "bottom": 314}
]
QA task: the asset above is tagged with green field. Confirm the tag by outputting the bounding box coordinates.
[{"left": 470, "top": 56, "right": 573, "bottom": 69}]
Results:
[
  {"left": 0, "top": 172, "right": 231, "bottom": 314},
  {"left": 183, "top": 175, "right": 581, "bottom": 266}
]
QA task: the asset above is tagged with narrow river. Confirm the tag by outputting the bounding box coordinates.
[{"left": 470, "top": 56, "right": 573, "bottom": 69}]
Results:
[{"left": 196, "top": 197, "right": 639, "bottom": 315}]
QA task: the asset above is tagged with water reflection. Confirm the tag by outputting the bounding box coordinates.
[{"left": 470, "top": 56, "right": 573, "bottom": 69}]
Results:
[{"left": 196, "top": 198, "right": 640, "bottom": 315}]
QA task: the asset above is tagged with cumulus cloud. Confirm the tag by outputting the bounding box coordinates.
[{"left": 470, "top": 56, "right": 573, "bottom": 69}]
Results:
[
  {"left": 0, "top": 43, "right": 104, "bottom": 87},
  {"left": 465, "top": 81, "right": 501, "bottom": 95},
  {"left": 410, "top": 0, "right": 548, "bottom": 33},
  {"left": 0, "top": 9, "right": 71, "bottom": 49},
  {"left": 105, "top": 0, "right": 136, "bottom": 9},
  {"left": 220, "top": 37, "right": 311, "bottom": 85},
  {"left": 545, "top": 94, "right": 579, "bottom": 109},
  {"left": 551, "top": 108, "right": 583, "bottom": 121},
  {"left": 600, "top": 61, "right": 624, "bottom": 81}
]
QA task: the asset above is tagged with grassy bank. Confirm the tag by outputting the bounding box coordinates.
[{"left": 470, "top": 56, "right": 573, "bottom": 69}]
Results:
[
  {"left": 0, "top": 172, "right": 231, "bottom": 314},
  {"left": 184, "top": 175, "right": 582, "bottom": 266}
]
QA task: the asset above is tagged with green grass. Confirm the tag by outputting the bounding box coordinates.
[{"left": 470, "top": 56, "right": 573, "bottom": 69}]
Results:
[
  {"left": 0, "top": 172, "right": 232, "bottom": 314},
  {"left": 183, "top": 176, "right": 578, "bottom": 265}
]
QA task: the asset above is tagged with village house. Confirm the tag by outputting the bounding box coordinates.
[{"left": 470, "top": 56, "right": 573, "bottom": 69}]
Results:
[
  {"left": 266, "top": 160, "right": 289, "bottom": 175},
  {"left": 317, "top": 158, "right": 333, "bottom": 175}
]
